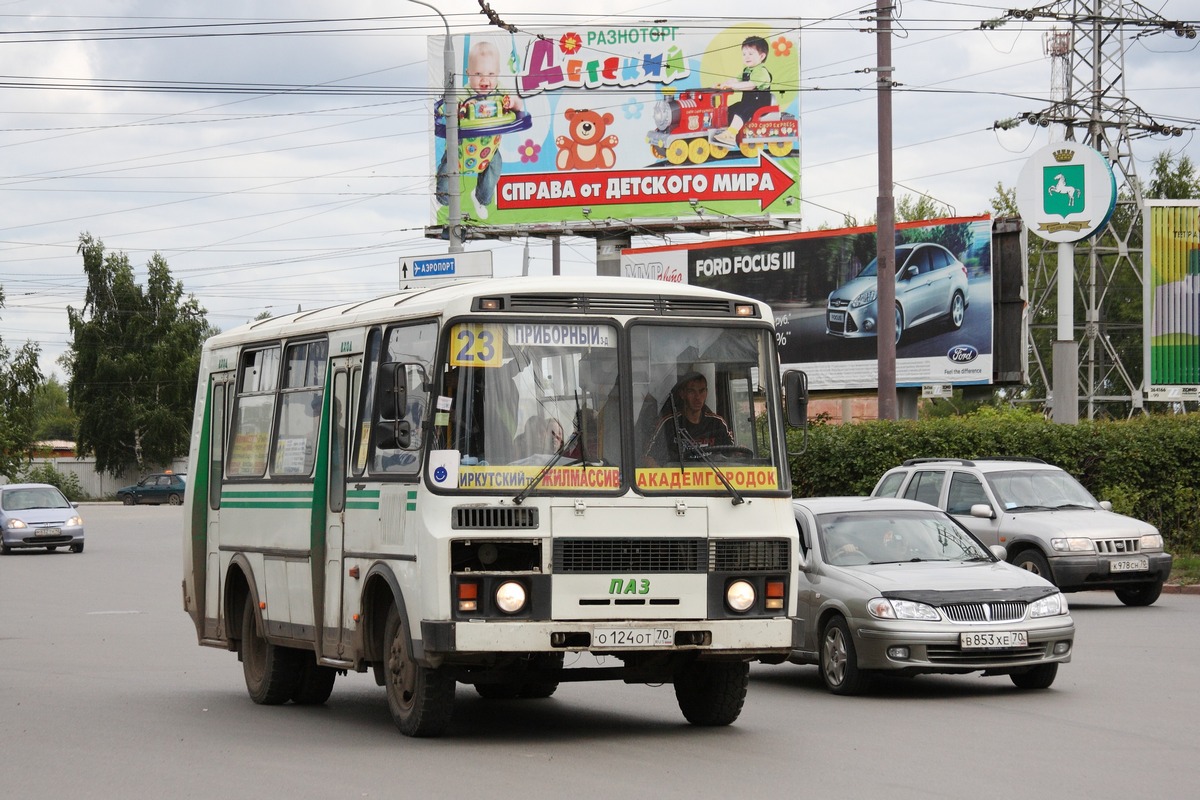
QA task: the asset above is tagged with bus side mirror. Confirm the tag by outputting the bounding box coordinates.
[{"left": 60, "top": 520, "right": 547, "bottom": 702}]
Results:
[
  {"left": 784, "top": 370, "right": 808, "bottom": 428},
  {"left": 377, "top": 362, "right": 409, "bottom": 421}
]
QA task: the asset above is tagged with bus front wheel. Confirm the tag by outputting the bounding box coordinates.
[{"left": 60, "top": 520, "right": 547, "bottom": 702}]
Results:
[
  {"left": 383, "top": 605, "right": 454, "bottom": 737},
  {"left": 673, "top": 659, "right": 748, "bottom": 726}
]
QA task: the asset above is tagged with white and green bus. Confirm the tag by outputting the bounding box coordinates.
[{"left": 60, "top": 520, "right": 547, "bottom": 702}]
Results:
[{"left": 182, "top": 275, "right": 808, "bottom": 736}]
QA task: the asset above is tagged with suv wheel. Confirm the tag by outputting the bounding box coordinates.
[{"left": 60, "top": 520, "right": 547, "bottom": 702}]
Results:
[
  {"left": 1011, "top": 549, "right": 1053, "bottom": 583},
  {"left": 1114, "top": 580, "right": 1164, "bottom": 607}
]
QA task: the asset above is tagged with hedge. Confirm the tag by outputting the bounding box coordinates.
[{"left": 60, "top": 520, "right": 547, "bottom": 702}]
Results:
[{"left": 787, "top": 406, "right": 1200, "bottom": 554}]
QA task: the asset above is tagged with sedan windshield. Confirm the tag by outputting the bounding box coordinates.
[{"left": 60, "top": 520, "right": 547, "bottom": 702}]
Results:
[{"left": 818, "top": 510, "right": 991, "bottom": 565}]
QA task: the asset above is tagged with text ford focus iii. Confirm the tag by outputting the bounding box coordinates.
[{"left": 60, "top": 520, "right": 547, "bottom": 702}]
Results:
[{"left": 789, "top": 497, "right": 1073, "bottom": 695}]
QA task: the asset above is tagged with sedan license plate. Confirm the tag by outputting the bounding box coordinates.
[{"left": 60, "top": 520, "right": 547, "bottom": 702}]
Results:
[
  {"left": 828, "top": 311, "right": 846, "bottom": 323},
  {"left": 1110, "top": 556, "right": 1149, "bottom": 573},
  {"left": 592, "top": 627, "right": 674, "bottom": 648},
  {"left": 34, "top": 527, "right": 61, "bottom": 537},
  {"left": 960, "top": 630, "right": 1028, "bottom": 650}
]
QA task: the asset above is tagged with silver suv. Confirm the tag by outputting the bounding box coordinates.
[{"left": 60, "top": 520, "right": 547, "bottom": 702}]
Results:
[{"left": 872, "top": 458, "right": 1172, "bottom": 606}]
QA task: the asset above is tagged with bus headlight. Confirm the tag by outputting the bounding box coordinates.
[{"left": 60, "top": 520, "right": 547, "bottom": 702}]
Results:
[
  {"left": 495, "top": 581, "right": 528, "bottom": 614},
  {"left": 725, "top": 580, "right": 756, "bottom": 613}
]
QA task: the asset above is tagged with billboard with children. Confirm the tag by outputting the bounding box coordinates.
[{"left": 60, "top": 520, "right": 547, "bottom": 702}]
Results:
[
  {"left": 427, "top": 24, "right": 801, "bottom": 226},
  {"left": 620, "top": 216, "right": 996, "bottom": 392}
]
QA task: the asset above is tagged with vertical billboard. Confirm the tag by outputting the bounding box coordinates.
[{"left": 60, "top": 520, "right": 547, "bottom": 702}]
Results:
[
  {"left": 428, "top": 24, "right": 801, "bottom": 226},
  {"left": 621, "top": 216, "right": 994, "bottom": 391},
  {"left": 1144, "top": 201, "right": 1200, "bottom": 402}
]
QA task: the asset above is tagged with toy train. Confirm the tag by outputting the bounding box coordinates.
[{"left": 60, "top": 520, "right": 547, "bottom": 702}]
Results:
[{"left": 646, "top": 87, "right": 797, "bottom": 165}]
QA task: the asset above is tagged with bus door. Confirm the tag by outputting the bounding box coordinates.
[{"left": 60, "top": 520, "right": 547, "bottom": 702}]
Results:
[
  {"left": 204, "top": 375, "right": 231, "bottom": 640},
  {"left": 321, "top": 364, "right": 351, "bottom": 659}
]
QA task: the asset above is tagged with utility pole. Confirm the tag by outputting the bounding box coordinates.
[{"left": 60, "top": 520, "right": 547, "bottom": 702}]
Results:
[
  {"left": 1003, "top": 1, "right": 1193, "bottom": 418},
  {"left": 871, "top": 1, "right": 897, "bottom": 420}
]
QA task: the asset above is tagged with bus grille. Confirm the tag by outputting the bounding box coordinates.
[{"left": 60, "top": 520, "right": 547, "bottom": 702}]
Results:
[
  {"left": 554, "top": 538, "right": 706, "bottom": 573},
  {"left": 452, "top": 506, "right": 540, "bottom": 529},
  {"left": 940, "top": 601, "right": 1027, "bottom": 623},
  {"left": 709, "top": 539, "right": 790, "bottom": 572}
]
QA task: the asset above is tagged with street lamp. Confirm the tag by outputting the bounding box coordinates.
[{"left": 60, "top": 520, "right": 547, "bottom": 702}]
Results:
[{"left": 408, "top": 0, "right": 462, "bottom": 253}]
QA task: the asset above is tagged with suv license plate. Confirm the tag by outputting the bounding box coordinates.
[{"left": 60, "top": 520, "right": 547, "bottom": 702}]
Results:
[
  {"left": 34, "top": 527, "right": 61, "bottom": 537},
  {"left": 592, "top": 628, "right": 674, "bottom": 648},
  {"left": 961, "top": 630, "right": 1028, "bottom": 650},
  {"left": 1110, "top": 556, "right": 1149, "bottom": 573}
]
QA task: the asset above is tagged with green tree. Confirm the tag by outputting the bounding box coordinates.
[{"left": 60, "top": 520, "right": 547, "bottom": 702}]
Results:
[
  {"left": 990, "top": 181, "right": 1019, "bottom": 217},
  {"left": 1147, "top": 152, "right": 1200, "bottom": 200},
  {"left": 1, "top": 287, "right": 44, "bottom": 477},
  {"left": 31, "top": 376, "right": 78, "bottom": 441},
  {"left": 64, "top": 234, "right": 212, "bottom": 476}
]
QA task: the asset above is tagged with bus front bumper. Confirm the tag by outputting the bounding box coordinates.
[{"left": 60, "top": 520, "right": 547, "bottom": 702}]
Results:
[{"left": 420, "top": 617, "right": 798, "bottom": 657}]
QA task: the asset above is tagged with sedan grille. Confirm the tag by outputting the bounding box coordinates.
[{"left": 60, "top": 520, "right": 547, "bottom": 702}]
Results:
[
  {"left": 941, "top": 601, "right": 1027, "bottom": 623},
  {"left": 926, "top": 642, "right": 1049, "bottom": 665}
]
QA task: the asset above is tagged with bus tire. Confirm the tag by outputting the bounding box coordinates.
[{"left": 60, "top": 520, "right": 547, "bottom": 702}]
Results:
[
  {"left": 383, "top": 605, "right": 454, "bottom": 737},
  {"left": 292, "top": 656, "right": 337, "bottom": 705},
  {"left": 673, "top": 659, "right": 748, "bottom": 726},
  {"left": 519, "top": 653, "right": 563, "bottom": 699},
  {"left": 240, "top": 601, "right": 302, "bottom": 705}
]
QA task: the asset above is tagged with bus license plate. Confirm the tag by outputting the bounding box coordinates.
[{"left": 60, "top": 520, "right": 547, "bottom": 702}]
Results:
[
  {"left": 1110, "top": 556, "right": 1148, "bottom": 573},
  {"left": 960, "top": 630, "right": 1027, "bottom": 650},
  {"left": 34, "top": 527, "right": 61, "bottom": 537},
  {"left": 593, "top": 628, "right": 674, "bottom": 648}
]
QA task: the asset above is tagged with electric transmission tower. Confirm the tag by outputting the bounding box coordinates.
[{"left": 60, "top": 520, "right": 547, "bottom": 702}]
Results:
[{"left": 1002, "top": 1, "right": 1195, "bottom": 418}]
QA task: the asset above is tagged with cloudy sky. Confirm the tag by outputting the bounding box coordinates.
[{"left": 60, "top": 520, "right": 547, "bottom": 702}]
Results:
[{"left": 1, "top": 0, "right": 1196, "bottom": 377}]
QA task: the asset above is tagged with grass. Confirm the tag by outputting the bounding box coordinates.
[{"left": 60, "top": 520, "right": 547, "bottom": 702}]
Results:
[{"left": 1169, "top": 553, "right": 1200, "bottom": 586}]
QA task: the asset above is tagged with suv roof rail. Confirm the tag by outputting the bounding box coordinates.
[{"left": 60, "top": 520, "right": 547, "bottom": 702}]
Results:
[{"left": 900, "top": 456, "right": 1048, "bottom": 467}]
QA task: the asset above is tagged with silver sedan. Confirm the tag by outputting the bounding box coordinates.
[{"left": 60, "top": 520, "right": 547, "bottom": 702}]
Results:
[{"left": 789, "top": 496, "right": 1074, "bottom": 695}]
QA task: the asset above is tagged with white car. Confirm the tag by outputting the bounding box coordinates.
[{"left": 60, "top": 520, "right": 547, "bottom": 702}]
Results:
[{"left": 872, "top": 458, "right": 1172, "bottom": 606}]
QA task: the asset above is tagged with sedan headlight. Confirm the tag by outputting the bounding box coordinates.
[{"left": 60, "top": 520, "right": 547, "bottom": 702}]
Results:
[
  {"left": 1028, "top": 592, "right": 1068, "bottom": 618},
  {"left": 67, "top": 515, "right": 83, "bottom": 527},
  {"left": 1140, "top": 533, "right": 1163, "bottom": 551},
  {"left": 867, "top": 597, "right": 941, "bottom": 621},
  {"left": 6, "top": 519, "right": 28, "bottom": 529},
  {"left": 1050, "top": 537, "right": 1095, "bottom": 552},
  {"left": 850, "top": 288, "right": 877, "bottom": 308}
]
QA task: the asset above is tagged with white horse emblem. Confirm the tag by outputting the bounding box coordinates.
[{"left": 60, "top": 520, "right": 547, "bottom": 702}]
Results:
[{"left": 1047, "top": 173, "right": 1078, "bottom": 207}]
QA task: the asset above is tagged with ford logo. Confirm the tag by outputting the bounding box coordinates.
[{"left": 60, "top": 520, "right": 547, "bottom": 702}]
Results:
[{"left": 947, "top": 344, "right": 979, "bottom": 363}]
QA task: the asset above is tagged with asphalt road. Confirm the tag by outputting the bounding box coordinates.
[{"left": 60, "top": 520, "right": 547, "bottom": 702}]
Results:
[{"left": 2, "top": 504, "right": 1197, "bottom": 799}]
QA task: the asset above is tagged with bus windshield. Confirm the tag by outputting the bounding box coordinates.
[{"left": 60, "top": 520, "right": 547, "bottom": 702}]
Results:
[{"left": 425, "top": 319, "right": 784, "bottom": 495}]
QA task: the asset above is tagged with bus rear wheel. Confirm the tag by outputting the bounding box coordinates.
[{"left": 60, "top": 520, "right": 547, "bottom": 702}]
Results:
[
  {"left": 673, "top": 659, "right": 748, "bottom": 726},
  {"left": 240, "top": 601, "right": 302, "bottom": 705},
  {"left": 383, "top": 605, "right": 454, "bottom": 737}
]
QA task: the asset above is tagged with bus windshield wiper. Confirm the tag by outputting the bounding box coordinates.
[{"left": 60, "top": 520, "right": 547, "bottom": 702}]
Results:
[{"left": 513, "top": 392, "right": 583, "bottom": 505}]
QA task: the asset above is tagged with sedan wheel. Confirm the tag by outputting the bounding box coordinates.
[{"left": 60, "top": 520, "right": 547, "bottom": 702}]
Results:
[
  {"left": 820, "top": 616, "right": 872, "bottom": 695},
  {"left": 122, "top": 495, "right": 136, "bottom": 505},
  {"left": 949, "top": 291, "right": 966, "bottom": 329}
]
